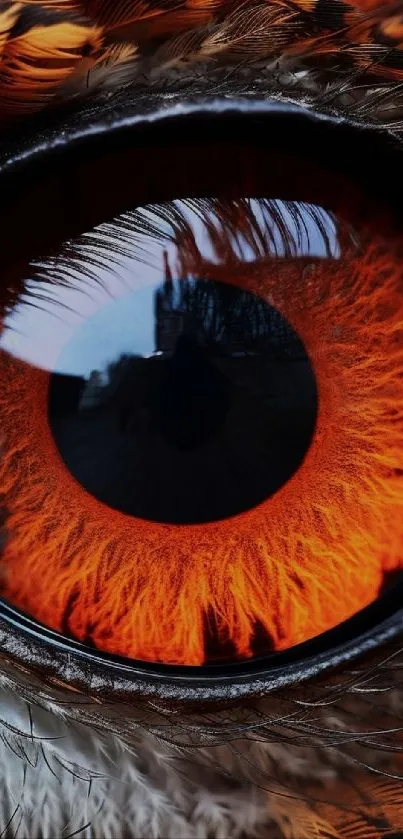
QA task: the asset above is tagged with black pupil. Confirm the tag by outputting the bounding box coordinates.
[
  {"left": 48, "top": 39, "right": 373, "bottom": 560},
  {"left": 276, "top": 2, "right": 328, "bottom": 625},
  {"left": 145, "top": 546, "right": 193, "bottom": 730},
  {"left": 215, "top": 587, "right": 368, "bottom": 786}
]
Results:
[{"left": 49, "top": 277, "right": 317, "bottom": 524}]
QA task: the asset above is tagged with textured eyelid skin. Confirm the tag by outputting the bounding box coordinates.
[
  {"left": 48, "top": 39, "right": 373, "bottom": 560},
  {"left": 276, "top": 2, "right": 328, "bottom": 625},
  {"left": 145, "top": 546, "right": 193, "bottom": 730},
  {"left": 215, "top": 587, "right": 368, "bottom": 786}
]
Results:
[
  {"left": 0, "top": 90, "right": 399, "bottom": 191},
  {"left": 1, "top": 96, "right": 403, "bottom": 703},
  {"left": 0, "top": 595, "right": 403, "bottom": 705},
  {"left": 0, "top": 96, "right": 363, "bottom": 176}
]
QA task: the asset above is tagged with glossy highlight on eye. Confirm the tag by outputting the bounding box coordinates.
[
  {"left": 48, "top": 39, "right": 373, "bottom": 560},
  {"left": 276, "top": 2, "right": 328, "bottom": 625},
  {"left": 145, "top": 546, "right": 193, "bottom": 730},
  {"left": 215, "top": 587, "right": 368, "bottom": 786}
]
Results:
[{"left": 0, "top": 181, "right": 402, "bottom": 665}]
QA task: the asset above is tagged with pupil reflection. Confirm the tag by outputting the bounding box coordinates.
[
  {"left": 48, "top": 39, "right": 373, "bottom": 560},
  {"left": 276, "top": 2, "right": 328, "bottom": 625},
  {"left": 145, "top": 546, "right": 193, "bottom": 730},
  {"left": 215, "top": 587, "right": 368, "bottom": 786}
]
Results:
[{"left": 49, "top": 275, "right": 317, "bottom": 524}]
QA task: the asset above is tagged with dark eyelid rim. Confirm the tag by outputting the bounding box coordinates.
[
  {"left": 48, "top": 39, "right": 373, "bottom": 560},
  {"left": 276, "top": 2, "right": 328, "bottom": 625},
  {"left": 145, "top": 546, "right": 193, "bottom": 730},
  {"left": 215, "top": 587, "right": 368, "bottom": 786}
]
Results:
[
  {"left": 0, "top": 583, "right": 403, "bottom": 703},
  {"left": 0, "top": 94, "right": 403, "bottom": 704},
  {"left": 0, "top": 90, "right": 400, "bottom": 188}
]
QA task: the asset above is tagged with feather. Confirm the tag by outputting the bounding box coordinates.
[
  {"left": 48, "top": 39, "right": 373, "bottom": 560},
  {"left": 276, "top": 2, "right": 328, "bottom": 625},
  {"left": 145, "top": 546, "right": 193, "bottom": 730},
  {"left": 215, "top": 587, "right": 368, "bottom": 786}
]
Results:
[
  {"left": 0, "top": 4, "right": 19, "bottom": 61},
  {"left": 0, "top": 2, "right": 102, "bottom": 117},
  {"left": 309, "top": 774, "right": 403, "bottom": 837},
  {"left": 0, "top": 0, "right": 403, "bottom": 120},
  {"left": 84, "top": 0, "right": 221, "bottom": 33}
]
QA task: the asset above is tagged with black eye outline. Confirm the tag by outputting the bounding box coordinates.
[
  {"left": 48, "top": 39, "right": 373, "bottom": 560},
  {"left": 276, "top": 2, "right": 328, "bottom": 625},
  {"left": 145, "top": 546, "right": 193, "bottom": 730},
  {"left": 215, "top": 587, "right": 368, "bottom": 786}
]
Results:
[{"left": 0, "top": 94, "right": 403, "bottom": 704}]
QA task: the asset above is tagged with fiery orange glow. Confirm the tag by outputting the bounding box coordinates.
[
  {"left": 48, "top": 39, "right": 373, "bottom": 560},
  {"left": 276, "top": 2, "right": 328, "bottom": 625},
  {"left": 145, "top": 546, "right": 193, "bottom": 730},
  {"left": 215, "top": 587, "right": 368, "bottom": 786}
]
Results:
[{"left": 0, "top": 197, "right": 403, "bottom": 665}]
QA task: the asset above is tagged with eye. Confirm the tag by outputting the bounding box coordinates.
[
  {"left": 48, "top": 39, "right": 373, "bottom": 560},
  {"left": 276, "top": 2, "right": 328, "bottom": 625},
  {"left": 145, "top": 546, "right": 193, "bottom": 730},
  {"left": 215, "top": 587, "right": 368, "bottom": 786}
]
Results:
[{"left": 0, "top": 101, "right": 402, "bottom": 673}]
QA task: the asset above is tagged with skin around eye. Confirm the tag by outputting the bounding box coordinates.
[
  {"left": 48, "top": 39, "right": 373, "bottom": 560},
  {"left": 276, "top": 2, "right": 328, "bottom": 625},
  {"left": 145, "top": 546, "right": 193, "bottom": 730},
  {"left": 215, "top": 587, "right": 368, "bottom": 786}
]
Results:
[{"left": 0, "top": 138, "right": 402, "bottom": 666}]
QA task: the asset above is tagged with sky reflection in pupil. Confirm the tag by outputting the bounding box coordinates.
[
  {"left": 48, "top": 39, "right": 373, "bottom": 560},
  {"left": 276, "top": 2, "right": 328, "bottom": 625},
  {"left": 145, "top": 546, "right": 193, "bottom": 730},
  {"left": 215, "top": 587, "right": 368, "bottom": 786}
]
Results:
[{"left": 0, "top": 198, "right": 339, "bottom": 375}]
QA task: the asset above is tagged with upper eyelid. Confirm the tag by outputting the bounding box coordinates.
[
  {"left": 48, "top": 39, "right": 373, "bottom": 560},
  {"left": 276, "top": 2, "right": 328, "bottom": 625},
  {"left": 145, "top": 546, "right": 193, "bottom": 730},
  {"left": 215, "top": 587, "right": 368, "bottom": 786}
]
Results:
[
  {"left": 0, "top": 82, "right": 400, "bottom": 177},
  {"left": 0, "top": 93, "right": 400, "bottom": 323},
  {"left": 0, "top": 77, "right": 402, "bottom": 182},
  {"left": 0, "top": 94, "right": 399, "bottom": 287}
]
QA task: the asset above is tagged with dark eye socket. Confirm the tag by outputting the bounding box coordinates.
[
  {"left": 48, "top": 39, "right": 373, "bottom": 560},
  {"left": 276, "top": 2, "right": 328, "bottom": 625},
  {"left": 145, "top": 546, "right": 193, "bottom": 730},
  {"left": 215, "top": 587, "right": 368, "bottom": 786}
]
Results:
[{"left": 0, "top": 96, "right": 403, "bottom": 702}]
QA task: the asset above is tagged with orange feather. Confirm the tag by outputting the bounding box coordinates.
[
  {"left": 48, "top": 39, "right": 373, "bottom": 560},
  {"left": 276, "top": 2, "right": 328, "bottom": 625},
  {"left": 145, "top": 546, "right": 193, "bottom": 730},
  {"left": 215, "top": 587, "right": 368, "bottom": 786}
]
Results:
[{"left": 0, "top": 0, "right": 402, "bottom": 120}]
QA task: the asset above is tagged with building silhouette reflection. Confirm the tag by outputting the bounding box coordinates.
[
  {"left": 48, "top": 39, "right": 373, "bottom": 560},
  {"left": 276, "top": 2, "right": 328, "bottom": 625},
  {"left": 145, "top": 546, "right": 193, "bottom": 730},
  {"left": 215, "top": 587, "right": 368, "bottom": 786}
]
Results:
[{"left": 49, "top": 257, "right": 317, "bottom": 525}]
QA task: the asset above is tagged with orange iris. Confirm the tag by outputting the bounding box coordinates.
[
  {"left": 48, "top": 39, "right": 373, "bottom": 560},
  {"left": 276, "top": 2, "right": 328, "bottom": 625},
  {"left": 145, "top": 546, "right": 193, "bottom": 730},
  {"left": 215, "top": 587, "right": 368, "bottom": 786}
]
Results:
[{"left": 0, "top": 160, "right": 403, "bottom": 666}]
